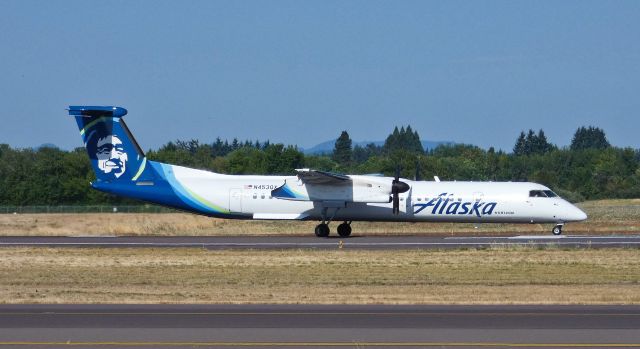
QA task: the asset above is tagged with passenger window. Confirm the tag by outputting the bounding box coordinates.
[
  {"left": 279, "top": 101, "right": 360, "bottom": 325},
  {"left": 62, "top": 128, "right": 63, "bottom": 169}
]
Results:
[
  {"left": 252, "top": 193, "right": 257, "bottom": 199},
  {"left": 417, "top": 198, "right": 422, "bottom": 201},
  {"left": 261, "top": 194, "right": 265, "bottom": 199}
]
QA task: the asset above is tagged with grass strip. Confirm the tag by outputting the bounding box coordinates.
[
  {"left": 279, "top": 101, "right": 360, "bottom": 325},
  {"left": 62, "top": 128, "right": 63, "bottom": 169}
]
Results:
[
  {"left": 1, "top": 199, "right": 639, "bottom": 237},
  {"left": 0, "top": 247, "right": 639, "bottom": 304}
]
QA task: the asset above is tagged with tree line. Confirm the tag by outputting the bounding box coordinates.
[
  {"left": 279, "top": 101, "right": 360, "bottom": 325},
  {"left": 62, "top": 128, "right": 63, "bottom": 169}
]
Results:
[{"left": 0, "top": 125, "right": 638, "bottom": 205}]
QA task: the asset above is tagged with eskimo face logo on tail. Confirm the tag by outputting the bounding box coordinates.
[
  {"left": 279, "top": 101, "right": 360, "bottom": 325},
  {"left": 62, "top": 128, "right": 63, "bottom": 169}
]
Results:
[{"left": 95, "top": 135, "right": 128, "bottom": 178}]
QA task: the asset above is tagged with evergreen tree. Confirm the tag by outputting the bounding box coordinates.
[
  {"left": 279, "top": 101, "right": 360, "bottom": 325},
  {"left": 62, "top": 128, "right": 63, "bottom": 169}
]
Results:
[
  {"left": 403, "top": 125, "right": 424, "bottom": 152},
  {"left": 524, "top": 129, "right": 536, "bottom": 155},
  {"left": 384, "top": 127, "right": 401, "bottom": 151},
  {"left": 332, "top": 131, "right": 352, "bottom": 166},
  {"left": 366, "top": 142, "right": 383, "bottom": 156},
  {"left": 570, "top": 126, "right": 610, "bottom": 150},
  {"left": 404, "top": 125, "right": 413, "bottom": 150},
  {"left": 514, "top": 129, "right": 554, "bottom": 155},
  {"left": 413, "top": 130, "right": 422, "bottom": 150},
  {"left": 383, "top": 125, "right": 423, "bottom": 153},
  {"left": 352, "top": 145, "right": 368, "bottom": 164},
  {"left": 535, "top": 129, "right": 553, "bottom": 154},
  {"left": 513, "top": 131, "right": 526, "bottom": 155},
  {"left": 211, "top": 138, "right": 225, "bottom": 157}
]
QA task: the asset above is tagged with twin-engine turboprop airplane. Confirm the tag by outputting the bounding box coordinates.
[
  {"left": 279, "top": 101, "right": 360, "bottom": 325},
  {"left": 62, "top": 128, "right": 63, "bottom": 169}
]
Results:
[{"left": 69, "top": 106, "right": 587, "bottom": 237}]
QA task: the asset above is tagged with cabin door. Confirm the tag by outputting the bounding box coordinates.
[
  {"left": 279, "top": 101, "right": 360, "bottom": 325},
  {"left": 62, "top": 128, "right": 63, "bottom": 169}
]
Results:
[{"left": 229, "top": 188, "right": 243, "bottom": 213}]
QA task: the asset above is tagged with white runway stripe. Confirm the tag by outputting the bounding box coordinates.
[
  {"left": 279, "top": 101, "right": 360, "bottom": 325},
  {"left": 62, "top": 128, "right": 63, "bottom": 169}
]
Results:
[{"left": 1, "top": 240, "right": 640, "bottom": 248}]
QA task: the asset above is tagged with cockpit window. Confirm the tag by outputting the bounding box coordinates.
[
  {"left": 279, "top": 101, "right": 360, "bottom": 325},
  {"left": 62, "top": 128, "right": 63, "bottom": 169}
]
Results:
[
  {"left": 529, "top": 190, "right": 547, "bottom": 197},
  {"left": 529, "top": 190, "right": 559, "bottom": 198}
]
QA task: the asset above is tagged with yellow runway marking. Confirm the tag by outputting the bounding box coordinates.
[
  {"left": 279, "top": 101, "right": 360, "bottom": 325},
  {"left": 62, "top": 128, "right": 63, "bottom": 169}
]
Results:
[{"left": 1, "top": 342, "right": 640, "bottom": 347}]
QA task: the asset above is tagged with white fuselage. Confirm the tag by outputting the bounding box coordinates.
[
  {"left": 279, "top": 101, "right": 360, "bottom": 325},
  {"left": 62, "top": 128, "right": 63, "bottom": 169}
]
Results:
[{"left": 167, "top": 164, "right": 587, "bottom": 224}]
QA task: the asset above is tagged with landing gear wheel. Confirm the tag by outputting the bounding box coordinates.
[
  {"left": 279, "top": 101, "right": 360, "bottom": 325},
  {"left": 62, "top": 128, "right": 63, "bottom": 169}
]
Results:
[
  {"left": 337, "top": 222, "right": 352, "bottom": 237},
  {"left": 314, "top": 223, "right": 330, "bottom": 237},
  {"left": 552, "top": 224, "right": 563, "bottom": 236}
]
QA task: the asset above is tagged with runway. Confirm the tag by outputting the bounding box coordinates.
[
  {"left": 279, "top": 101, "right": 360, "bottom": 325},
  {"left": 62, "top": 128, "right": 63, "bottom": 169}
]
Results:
[
  {"left": 0, "top": 304, "right": 639, "bottom": 348},
  {"left": 1, "top": 234, "right": 640, "bottom": 249}
]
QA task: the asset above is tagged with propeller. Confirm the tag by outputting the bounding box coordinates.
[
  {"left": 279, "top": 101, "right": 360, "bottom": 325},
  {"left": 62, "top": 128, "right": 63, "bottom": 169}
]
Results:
[
  {"left": 392, "top": 166, "right": 410, "bottom": 215},
  {"left": 414, "top": 159, "right": 421, "bottom": 181}
]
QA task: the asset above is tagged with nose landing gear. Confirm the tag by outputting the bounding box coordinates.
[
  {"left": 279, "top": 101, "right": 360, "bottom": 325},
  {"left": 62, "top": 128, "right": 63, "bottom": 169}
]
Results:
[{"left": 552, "top": 224, "right": 563, "bottom": 236}]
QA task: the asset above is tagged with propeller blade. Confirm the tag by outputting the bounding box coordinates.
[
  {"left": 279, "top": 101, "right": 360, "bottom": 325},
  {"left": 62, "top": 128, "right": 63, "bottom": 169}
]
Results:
[
  {"left": 415, "top": 160, "right": 421, "bottom": 181},
  {"left": 392, "top": 192, "right": 399, "bottom": 214},
  {"left": 391, "top": 165, "right": 408, "bottom": 215}
]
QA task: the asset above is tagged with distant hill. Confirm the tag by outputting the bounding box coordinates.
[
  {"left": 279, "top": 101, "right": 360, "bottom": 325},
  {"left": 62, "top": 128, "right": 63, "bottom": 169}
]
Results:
[{"left": 303, "top": 139, "right": 454, "bottom": 155}]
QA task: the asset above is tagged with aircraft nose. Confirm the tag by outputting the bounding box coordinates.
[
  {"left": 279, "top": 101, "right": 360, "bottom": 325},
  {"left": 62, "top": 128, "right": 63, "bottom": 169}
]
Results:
[{"left": 566, "top": 204, "right": 588, "bottom": 222}]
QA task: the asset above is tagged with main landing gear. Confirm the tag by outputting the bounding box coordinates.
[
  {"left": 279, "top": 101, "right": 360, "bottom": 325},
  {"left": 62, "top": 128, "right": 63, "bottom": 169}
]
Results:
[
  {"left": 314, "top": 206, "right": 352, "bottom": 238},
  {"left": 337, "top": 222, "right": 352, "bottom": 237},
  {"left": 314, "top": 221, "right": 352, "bottom": 238},
  {"left": 314, "top": 223, "right": 330, "bottom": 237},
  {"left": 552, "top": 224, "right": 564, "bottom": 236}
]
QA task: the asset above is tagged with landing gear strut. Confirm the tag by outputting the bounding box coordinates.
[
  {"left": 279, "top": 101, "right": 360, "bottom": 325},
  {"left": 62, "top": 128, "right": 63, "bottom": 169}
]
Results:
[
  {"left": 552, "top": 224, "right": 563, "bottom": 236},
  {"left": 337, "top": 222, "right": 352, "bottom": 237},
  {"left": 314, "top": 206, "right": 347, "bottom": 238}
]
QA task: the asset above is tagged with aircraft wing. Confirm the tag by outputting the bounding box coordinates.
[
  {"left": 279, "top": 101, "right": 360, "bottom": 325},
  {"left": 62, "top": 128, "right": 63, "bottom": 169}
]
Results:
[
  {"left": 294, "top": 168, "right": 351, "bottom": 185},
  {"left": 272, "top": 169, "right": 393, "bottom": 203}
]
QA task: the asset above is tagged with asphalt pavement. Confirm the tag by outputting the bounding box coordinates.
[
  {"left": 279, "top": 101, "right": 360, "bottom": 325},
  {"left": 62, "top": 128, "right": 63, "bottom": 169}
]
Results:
[
  {"left": 1, "top": 234, "right": 640, "bottom": 249},
  {"left": 0, "top": 304, "right": 639, "bottom": 348}
]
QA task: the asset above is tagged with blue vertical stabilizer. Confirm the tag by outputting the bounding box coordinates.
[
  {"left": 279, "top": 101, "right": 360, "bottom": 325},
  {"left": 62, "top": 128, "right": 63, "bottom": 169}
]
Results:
[{"left": 69, "top": 106, "right": 152, "bottom": 183}]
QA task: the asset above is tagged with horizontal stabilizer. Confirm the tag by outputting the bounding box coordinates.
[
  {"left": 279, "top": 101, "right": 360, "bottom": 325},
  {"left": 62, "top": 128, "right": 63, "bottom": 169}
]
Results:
[{"left": 68, "top": 106, "right": 128, "bottom": 118}]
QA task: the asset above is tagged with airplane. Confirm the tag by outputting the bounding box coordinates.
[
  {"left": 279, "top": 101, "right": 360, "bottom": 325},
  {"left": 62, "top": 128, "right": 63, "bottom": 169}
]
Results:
[{"left": 68, "top": 105, "right": 587, "bottom": 237}]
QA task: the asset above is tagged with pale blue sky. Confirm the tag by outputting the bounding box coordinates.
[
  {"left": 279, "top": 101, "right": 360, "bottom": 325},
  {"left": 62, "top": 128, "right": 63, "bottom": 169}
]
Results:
[{"left": 1, "top": 0, "right": 639, "bottom": 151}]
